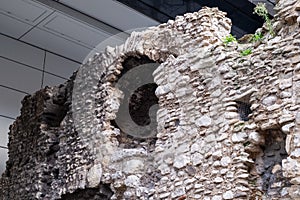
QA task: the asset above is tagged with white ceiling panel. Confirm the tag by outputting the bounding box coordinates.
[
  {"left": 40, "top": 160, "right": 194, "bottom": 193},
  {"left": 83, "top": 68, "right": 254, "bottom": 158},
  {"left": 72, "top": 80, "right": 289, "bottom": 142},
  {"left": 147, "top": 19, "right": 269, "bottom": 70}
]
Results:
[
  {"left": 0, "top": 148, "right": 8, "bottom": 175},
  {"left": 0, "top": 0, "right": 52, "bottom": 25},
  {"left": 43, "top": 73, "right": 66, "bottom": 87},
  {"left": 0, "top": 34, "right": 45, "bottom": 69},
  {"left": 0, "top": 117, "right": 14, "bottom": 147},
  {"left": 39, "top": 12, "right": 112, "bottom": 49},
  {"left": 0, "top": 57, "right": 42, "bottom": 93},
  {"left": 21, "top": 27, "right": 91, "bottom": 63},
  {"left": 0, "top": 12, "right": 33, "bottom": 38},
  {"left": 44, "top": 52, "right": 79, "bottom": 79},
  {"left": 0, "top": 87, "right": 25, "bottom": 119},
  {"left": 59, "top": 0, "right": 159, "bottom": 31}
]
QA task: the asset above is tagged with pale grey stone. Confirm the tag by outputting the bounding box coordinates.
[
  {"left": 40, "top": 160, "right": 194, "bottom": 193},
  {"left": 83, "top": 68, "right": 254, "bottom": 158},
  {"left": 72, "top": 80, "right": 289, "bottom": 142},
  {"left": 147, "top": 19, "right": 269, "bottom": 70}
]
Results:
[
  {"left": 159, "top": 192, "right": 171, "bottom": 199},
  {"left": 262, "top": 95, "right": 277, "bottom": 106},
  {"left": 281, "top": 123, "right": 294, "bottom": 133},
  {"left": 249, "top": 131, "right": 265, "bottom": 145},
  {"left": 281, "top": 187, "right": 289, "bottom": 196},
  {"left": 212, "top": 195, "right": 222, "bottom": 200},
  {"left": 291, "top": 148, "right": 300, "bottom": 158},
  {"left": 285, "top": 134, "right": 292, "bottom": 154},
  {"left": 217, "top": 133, "right": 228, "bottom": 141},
  {"left": 279, "top": 78, "right": 293, "bottom": 90},
  {"left": 296, "top": 111, "right": 300, "bottom": 124},
  {"left": 173, "top": 155, "right": 190, "bottom": 169},
  {"left": 171, "top": 187, "right": 185, "bottom": 198},
  {"left": 213, "top": 161, "right": 221, "bottom": 167},
  {"left": 279, "top": 114, "right": 295, "bottom": 124},
  {"left": 231, "top": 132, "right": 248, "bottom": 143},
  {"left": 223, "top": 190, "right": 234, "bottom": 199},
  {"left": 224, "top": 112, "right": 239, "bottom": 119},
  {"left": 293, "top": 134, "right": 300, "bottom": 148},
  {"left": 205, "top": 134, "right": 216, "bottom": 143},
  {"left": 212, "top": 150, "right": 222, "bottom": 159},
  {"left": 211, "top": 89, "right": 222, "bottom": 97},
  {"left": 124, "top": 175, "right": 140, "bottom": 188},
  {"left": 87, "top": 164, "right": 102, "bottom": 188},
  {"left": 123, "top": 191, "right": 134, "bottom": 199},
  {"left": 158, "top": 163, "right": 171, "bottom": 175},
  {"left": 220, "top": 156, "right": 232, "bottom": 167},
  {"left": 213, "top": 177, "right": 224, "bottom": 183},
  {"left": 191, "top": 143, "right": 200, "bottom": 153},
  {"left": 191, "top": 152, "right": 204, "bottom": 166},
  {"left": 155, "top": 84, "right": 172, "bottom": 96},
  {"left": 236, "top": 186, "right": 250, "bottom": 192},
  {"left": 280, "top": 91, "right": 292, "bottom": 98},
  {"left": 123, "top": 159, "right": 144, "bottom": 174},
  {"left": 218, "top": 64, "right": 230, "bottom": 74},
  {"left": 196, "top": 115, "right": 212, "bottom": 127}
]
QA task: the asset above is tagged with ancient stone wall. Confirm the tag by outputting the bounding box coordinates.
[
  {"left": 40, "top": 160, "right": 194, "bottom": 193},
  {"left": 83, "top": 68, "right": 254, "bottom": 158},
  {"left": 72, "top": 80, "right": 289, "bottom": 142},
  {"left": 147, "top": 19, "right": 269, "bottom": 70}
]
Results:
[{"left": 1, "top": 0, "right": 300, "bottom": 199}]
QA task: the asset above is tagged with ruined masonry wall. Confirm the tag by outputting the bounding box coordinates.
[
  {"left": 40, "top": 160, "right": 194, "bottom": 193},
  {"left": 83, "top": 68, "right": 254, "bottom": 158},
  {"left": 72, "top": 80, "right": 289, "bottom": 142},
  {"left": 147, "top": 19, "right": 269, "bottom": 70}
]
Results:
[{"left": 1, "top": 0, "right": 300, "bottom": 199}]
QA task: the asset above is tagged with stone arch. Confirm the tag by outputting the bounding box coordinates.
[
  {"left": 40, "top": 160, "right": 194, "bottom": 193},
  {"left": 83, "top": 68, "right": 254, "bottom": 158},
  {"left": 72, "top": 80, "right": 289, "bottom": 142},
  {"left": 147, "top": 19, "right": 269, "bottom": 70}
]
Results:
[{"left": 70, "top": 7, "right": 232, "bottom": 199}]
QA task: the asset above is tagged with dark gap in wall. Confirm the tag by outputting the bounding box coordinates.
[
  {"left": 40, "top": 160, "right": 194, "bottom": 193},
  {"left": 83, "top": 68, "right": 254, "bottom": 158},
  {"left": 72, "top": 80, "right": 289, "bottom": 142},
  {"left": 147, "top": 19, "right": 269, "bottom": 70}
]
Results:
[
  {"left": 117, "top": 55, "right": 156, "bottom": 79},
  {"left": 260, "top": 130, "right": 290, "bottom": 196},
  {"left": 53, "top": 168, "right": 59, "bottom": 179},
  {"left": 60, "top": 184, "right": 113, "bottom": 200},
  {"left": 129, "top": 83, "right": 158, "bottom": 126},
  {"left": 111, "top": 55, "right": 159, "bottom": 149},
  {"left": 42, "top": 85, "right": 69, "bottom": 127},
  {"left": 236, "top": 101, "right": 252, "bottom": 121},
  {"left": 175, "top": 119, "right": 180, "bottom": 126},
  {"left": 248, "top": 129, "right": 291, "bottom": 198}
]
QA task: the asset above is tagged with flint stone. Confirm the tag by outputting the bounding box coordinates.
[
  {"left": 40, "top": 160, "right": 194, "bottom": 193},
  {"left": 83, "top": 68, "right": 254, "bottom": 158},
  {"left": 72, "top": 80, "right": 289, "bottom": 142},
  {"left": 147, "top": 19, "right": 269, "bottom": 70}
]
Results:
[
  {"left": 220, "top": 156, "right": 232, "bottom": 167},
  {"left": 262, "top": 95, "right": 277, "bottom": 106},
  {"left": 231, "top": 132, "right": 247, "bottom": 143},
  {"left": 195, "top": 115, "right": 212, "bottom": 127},
  {"left": 87, "top": 164, "right": 102, "bottom": 188},
  {"left": 223, "top": 190, "right": 234, "bottom": 199},
  {"left": 174, "top": 155, "right": 190, "bottom": 169},
  {"left": 125, "top": 175, "right": 140, "bottom": 188}
]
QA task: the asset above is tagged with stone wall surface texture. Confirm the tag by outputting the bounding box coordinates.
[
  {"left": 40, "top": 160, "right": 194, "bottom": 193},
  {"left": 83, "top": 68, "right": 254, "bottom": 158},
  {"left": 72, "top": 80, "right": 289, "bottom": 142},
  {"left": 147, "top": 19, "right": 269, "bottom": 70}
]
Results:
[{"left": 1, "top": 0, "right": 300, "bottom": 199}]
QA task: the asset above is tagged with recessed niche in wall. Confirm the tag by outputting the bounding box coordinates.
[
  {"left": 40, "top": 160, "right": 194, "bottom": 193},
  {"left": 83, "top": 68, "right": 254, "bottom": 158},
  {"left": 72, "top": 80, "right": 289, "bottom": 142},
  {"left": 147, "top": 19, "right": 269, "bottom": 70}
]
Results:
[
  {"left": 112, "top": 55, "right": 160, "bottom": 149},
  {"left": 236, "top": 101, "right": 252, "bottom": 121},
  {"left": 248, "top": 129, "right": 291, "bottom": 198},
  {"left": 61, "top": 184, "right": 113, "bottom": 200},
  {"left": 41, "top": 85, "right": 69, "bottom": 127}
]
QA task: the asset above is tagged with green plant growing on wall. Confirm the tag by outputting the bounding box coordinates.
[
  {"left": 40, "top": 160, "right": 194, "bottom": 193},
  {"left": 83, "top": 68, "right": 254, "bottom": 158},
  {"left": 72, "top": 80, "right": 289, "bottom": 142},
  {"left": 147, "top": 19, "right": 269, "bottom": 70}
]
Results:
[
  {"left": 222, "top": 34, "right": 237, "bottom": 46},
  {"left": 240, "top": 48, "right": 252, "bottom": 56},
  {"left": 223, "top": 4, "right": 272, "bottom": 58},
  {"left": 253, "top": 3, "right": 274, "bottom": 37},
  {"left": 251, "top": 32, "right": 263, "bottom": 42}
]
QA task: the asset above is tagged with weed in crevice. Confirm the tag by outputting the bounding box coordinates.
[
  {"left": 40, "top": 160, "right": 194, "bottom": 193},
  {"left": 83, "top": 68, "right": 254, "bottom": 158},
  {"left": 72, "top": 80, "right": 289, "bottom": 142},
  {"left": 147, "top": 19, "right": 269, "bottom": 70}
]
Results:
[
  {"left": 251, "top": 32, "right": 264, "bottom": 42},
  {"left": 240, "top": 48, "right": 252, "bottom": 56},
  {"left": 223, "top": 34, "right": 237, "bottom": 46},
  {"left": 254, "top": 3, "right": 275, "bottom": 37}
]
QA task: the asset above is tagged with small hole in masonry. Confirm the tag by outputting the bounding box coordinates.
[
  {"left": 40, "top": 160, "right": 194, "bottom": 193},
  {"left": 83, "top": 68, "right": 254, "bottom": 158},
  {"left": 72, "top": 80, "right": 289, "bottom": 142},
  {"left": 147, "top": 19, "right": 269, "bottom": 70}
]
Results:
[{"left": 236, "top": 101, "right": 252, "bottom": 121}]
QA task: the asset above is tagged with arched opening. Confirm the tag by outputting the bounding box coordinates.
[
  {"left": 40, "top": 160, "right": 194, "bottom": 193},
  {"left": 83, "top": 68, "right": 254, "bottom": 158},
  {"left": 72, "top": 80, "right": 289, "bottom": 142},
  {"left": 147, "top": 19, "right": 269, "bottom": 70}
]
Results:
[
  {"left": 60, "top": 184, "right": 113, "bottom": 200},
  {"left": 111, "top": 55, "right": 160, "bottom": 149}
]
